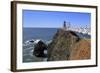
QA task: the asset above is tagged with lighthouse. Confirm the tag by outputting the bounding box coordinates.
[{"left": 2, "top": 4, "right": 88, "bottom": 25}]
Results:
[
  {"left": 63, "top": 21, "right": 70, "bottom": 31},
  {"left": 63, "top": 21, "right": 67, "bottom": 30}
]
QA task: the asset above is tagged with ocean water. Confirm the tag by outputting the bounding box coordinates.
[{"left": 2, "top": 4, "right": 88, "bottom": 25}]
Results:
[{"left": 23, "top": 28, "right": 57, "bottom": 63}]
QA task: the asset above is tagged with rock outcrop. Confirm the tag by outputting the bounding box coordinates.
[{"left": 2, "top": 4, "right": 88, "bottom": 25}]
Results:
[
  {"left": 47, "top": 29, "right": 90, "bottom": 61},
  {"left": 47, "top": 29, "right": 80, "bottom": 61},
  {"left": 33, "top": 40, "right": 47, "bottom": 57}
]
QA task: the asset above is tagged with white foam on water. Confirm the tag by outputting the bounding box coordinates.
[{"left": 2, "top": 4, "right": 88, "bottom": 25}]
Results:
[
  {"left": 34, "top": 39, "right": 41, "bottom": 44},
  {"left": 44, "top": 50, "right": 47, "bottom": 55}
]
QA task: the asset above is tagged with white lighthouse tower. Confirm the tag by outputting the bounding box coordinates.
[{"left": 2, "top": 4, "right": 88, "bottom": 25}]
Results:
[
  {"left": 63, "top": 21, "right": 67, "bottom": 30},
  {"left": 63, "top": 21, "right": 70, "bottom": 31}
]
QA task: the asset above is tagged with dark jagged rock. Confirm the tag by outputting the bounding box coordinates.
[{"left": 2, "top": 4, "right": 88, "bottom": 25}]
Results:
[
  {"left": 33, "top": 40, "right": 47, "bottom": 57},
  {"left": 47, "top": 29, "right": 80, "bottom": 61}
]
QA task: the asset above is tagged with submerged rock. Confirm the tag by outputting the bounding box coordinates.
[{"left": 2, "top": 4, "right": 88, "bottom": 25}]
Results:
[{"left": 33, "top": 40, "right": 47, "bottom": 57}]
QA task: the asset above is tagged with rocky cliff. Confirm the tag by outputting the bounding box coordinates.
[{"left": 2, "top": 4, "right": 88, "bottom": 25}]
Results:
[{"left": 47, "top": 29, "right": 90, "bottom": 61}]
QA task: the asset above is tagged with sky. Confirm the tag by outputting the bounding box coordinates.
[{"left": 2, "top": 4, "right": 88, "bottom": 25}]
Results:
[{"left": 23, "top": 10, "right": 91, "bottom": 28}]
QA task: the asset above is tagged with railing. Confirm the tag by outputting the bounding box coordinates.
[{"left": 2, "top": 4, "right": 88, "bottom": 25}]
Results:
[
  {"left": 62, "top": 21, "right": 91, "bottom": 35},
  {"left": 63, "top": 26, "right": 91, "bottom": 35}
]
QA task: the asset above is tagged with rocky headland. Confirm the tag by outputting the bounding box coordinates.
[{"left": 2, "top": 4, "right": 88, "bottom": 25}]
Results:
[
  {"left": 32, "top": 27, "right": 91, "bottom": 61},
  {"left": 47, "top": 28, "right": 91, "bottom": 61}
]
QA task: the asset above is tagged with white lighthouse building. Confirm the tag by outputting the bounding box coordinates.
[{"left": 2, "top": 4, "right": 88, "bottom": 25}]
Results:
[{"left": 63, "top": 21, "right": 70, "bottom": 31}]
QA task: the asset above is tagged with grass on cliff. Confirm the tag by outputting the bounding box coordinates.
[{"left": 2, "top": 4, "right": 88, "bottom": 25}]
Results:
[{"left": 70, "top": 38, "right": 91, "bottom": 60}]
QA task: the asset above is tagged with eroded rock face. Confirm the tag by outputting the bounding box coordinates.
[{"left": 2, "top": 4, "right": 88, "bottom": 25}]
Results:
[
  {"left": 33, "top": 40, "right": 47, "bottom": 57},
  {"left": 47, "top": 29, "right": 80, "bottom": 61}
]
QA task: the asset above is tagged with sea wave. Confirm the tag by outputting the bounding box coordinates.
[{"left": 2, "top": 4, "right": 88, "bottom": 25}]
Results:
[{"left": 23, "top": 39, "right": 52, "bottom": 47}]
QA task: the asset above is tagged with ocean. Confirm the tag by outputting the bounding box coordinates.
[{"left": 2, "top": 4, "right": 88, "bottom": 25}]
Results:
[{"left": 23, "top": 28, "right": 57, "bottom": 63}]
